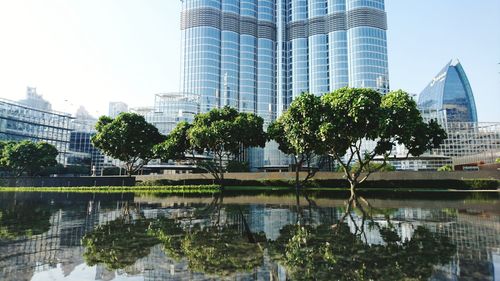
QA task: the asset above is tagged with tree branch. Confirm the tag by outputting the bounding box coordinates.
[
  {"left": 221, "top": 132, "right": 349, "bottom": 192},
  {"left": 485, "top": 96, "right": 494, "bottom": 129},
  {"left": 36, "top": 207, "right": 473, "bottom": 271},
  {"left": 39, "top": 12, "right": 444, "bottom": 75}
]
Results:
[{"left": 358, "top": 153, "right": 388, "bottom": 185}]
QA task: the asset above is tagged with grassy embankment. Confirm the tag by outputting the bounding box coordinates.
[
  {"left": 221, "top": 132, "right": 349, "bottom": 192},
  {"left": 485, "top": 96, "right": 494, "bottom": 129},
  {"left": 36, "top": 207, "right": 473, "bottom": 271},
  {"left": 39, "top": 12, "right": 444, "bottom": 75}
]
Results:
[
  {"left": 0, "top": 185, "right": 221, "bottom": 194},
  {"left": 1, "top": 178, "right": 497, "bottom": 193}
]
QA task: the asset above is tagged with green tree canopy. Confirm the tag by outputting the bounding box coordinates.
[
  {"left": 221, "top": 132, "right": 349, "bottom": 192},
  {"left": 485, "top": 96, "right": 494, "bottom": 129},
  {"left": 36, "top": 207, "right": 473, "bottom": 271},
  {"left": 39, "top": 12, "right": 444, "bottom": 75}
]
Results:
[
  {"left": 268, "top": 93, "right": 327, "bottom": 188},
  {"left": 181, "top": 225, "right": 264, "bottom": 276},
  {"left": 153, "top": 121, "right": 192, "bottom": 161},
  {"left": 0, "top": 204, "right": 54, "bottom": 240},
  {"left": 91, "top": 112, "right": 165, "bottom": 175},
  {"left": 271, "top": 223, "right": 455, "bottom": 281},
  {"left": 320, "top": 88, "right": 447, "bottom": 192},
  {"left": 155, "top": 106, "right": 266, "bottom": 184},
  {"left": 437, "top": 164, "right": 454, "bottom": 171},
  {"left": 269, "top": 193, "right": 456, "bottom": 281},
  {"left": 0, "top": 140, "right": 58, "bottom": 177},
  {"left": 82, "top": 218, "right": 159, "bottom": 270}
]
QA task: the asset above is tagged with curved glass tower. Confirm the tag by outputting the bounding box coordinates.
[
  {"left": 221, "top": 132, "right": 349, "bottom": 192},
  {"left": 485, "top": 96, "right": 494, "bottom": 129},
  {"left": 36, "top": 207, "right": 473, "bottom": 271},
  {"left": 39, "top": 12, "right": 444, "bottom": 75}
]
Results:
[
  {"left": 180, "top": 0, "right": 390, "bottom": 168},
  {"left": 418, "top": 59, "right": 478, "bottom": 123}
]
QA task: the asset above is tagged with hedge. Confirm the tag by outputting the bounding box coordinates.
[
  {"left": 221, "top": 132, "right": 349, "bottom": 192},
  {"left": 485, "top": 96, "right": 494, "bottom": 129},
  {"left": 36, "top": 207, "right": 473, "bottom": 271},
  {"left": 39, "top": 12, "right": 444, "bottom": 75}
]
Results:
[{"left": 137, "top": 178, "right": 499, "bottom": 190}]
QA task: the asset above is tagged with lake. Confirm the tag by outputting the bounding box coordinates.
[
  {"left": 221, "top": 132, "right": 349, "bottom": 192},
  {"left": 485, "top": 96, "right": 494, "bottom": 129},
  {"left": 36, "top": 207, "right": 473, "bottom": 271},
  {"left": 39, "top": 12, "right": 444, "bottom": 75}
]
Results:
[{"left": 0, "top": 190, "right": 499, "bottom": 281}]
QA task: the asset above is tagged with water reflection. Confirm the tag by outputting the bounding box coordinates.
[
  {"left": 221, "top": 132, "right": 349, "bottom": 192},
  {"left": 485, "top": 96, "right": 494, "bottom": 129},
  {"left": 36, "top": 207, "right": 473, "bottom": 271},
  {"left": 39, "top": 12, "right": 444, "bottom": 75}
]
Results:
[
  {"left": 270, "top": 193, "right": 456, "bottom": 280},
  {"left": 0, "top": 191, "right": 498, "bottom": 281}
]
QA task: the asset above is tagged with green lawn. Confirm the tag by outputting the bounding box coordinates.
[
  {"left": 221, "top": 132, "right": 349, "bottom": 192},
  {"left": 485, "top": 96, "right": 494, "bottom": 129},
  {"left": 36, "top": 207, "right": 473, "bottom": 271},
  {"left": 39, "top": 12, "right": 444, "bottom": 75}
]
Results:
[{"left": 0, "top": 185, "right": 221, "bottom": 194}]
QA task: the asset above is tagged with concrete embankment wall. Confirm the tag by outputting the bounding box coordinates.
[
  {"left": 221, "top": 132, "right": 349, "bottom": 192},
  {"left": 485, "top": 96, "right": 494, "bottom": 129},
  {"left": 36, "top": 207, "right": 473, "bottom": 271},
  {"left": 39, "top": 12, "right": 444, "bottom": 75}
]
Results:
[
  {"left": 137, "top": 171, "right": 500, "bottom": 182},
  {"left": 0, "top": 176, "right": 136, "bottom": 187}
]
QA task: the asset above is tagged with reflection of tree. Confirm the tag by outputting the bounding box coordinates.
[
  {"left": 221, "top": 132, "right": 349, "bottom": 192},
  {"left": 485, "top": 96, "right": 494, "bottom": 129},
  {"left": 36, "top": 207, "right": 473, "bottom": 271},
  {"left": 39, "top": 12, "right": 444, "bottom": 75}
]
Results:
[
  {"left": 149, "top": 191, "right": 265, "bottom": 276},
  {"left": 181, "top": 225, "right": 264, "bottom": 276},
  {"left": 0, "top": 205, "right": 53, "bottom": 240},
  {"left": 271, "top": 192, "right": 456, "bottom": 281},
  {"left": 147, "top": 218, "right": 184, "bottom": 261},
  {"left": 82, "top": 218, "right": 158, "bottom": 270},
  {"left": 82, "top": 192, "right": 265, "bottom": 276}
]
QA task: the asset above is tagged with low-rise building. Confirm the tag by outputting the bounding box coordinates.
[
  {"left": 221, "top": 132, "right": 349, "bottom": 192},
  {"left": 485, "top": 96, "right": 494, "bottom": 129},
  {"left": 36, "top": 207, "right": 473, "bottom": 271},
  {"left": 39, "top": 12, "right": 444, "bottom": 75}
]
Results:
[{"left": 0, "top": 97, "right": 73, "bottom": 164}]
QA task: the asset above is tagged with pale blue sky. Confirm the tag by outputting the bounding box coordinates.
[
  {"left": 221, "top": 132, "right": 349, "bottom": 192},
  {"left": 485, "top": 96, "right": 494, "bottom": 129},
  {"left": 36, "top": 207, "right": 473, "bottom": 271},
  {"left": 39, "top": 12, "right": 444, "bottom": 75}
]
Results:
[{"left": 0, "top": 0, "right": 498, "bottom": 121}]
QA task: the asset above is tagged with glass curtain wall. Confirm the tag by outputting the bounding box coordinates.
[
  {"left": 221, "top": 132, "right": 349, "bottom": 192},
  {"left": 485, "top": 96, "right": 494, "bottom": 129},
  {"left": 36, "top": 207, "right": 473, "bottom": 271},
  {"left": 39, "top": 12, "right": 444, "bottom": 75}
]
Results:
[
  {"left": 221, "top": 1, "right": 240, "bottom": 108},
  {"left": 180, "top": 0, "right": 222, "bottom": 112},
  {"left": 346, "top": 0, "right": 389, "bottom": 93},
  {"left": 180, "top": 0, "right": 390, "bottom": 169},
  {"left": 328, "top": 0, "right": 349, "bottom": 90},
  {"left": 308, "top": 0, "right": 329, "bottom": 95},
  {"left": 418, "top": 60, "right": 478, "bottom": 123},
  {"left": 289, "top": 0, "right": 309, "bottom": 100},
  {"left": 239, "top": 0, "right": 258, "bottom": 113}
]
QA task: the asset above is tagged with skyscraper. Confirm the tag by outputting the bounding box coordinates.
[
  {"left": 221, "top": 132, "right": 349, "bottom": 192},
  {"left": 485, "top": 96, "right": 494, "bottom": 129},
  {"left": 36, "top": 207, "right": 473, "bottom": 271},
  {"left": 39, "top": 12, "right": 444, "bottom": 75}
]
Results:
[
  {"left": 180, "top": 0, "right": 390, "bottom": 168},
  {"left": 108, "top": 102, "right": 128, "bottom": 118},
  {"left": 418, "top": 59, "right": 478, "bottom": 123}
]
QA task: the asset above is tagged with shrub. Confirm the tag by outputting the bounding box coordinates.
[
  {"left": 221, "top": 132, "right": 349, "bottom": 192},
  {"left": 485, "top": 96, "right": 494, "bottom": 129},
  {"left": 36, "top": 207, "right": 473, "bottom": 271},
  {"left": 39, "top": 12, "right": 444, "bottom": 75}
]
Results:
[
  {"left": 136, "top": 178, "right": 498, "bottom": 190},
  {"left": 437, "top": 165, "right": 453, "bottom": 172},
  {"left": 226, "top": 160, "right": 250, "bottom": 172}
]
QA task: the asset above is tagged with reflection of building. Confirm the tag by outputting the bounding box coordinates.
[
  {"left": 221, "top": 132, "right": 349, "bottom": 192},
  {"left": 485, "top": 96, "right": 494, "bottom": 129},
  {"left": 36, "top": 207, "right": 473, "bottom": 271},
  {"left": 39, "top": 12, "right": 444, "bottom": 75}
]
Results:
[
  {"left": 108, "top": 102, "right": 128, "bottom": 118},
  {"left": 419, "top": 59, "right": 477, "bottom": 123},
  {"left": 0, "top": 97, "right": 73, "bottom": 164},
  {"left": 0, "top": 193, "right": 498, "bottom": 281}
]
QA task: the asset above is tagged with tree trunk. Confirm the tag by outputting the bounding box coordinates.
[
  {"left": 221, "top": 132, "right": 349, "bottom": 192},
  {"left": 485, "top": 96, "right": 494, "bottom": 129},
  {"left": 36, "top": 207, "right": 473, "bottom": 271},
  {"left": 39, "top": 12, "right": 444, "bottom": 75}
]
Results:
[
  {"left": 295, "top": 162, "right": 300, "bottom": 191},
  {"left": 218, "top": 155, "right": 225, "bottom": 188},
  {"left": 127, "top": 163, "right": 134, "bottom": 177},
  {"left": 350, "top": 181, "right": 357, "bottom": 196}
]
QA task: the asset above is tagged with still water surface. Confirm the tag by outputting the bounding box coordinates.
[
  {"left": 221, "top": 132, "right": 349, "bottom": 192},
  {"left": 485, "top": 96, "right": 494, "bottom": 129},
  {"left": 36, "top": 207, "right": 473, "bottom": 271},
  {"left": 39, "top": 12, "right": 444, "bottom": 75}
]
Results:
[{"left": 0, "top": 191, "right": 499, "bottom": 281}]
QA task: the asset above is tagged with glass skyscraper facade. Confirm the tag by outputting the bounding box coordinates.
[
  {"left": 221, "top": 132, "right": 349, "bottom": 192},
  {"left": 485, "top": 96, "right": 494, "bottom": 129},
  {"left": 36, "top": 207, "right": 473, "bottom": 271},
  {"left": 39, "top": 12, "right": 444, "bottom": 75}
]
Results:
[
  {"left": 180, "top": 0, "right": 389, "bottom": 167},
  {"left": 418, "top": 59, "right": 478, "bottom": 123}
]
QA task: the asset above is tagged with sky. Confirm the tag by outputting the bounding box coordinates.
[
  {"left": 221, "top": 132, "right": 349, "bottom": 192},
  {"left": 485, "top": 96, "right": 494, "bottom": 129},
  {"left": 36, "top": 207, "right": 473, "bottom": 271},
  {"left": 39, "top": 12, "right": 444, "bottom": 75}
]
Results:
[{"left": 0, "top": 0, "right": 498, "bottom": 121}]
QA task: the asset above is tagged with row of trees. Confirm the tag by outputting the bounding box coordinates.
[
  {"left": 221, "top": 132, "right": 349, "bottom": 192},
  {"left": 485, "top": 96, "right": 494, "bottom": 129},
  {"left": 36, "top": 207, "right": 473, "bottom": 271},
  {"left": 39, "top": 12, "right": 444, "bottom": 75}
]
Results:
[
  {"left": 91, "top": 88, "right": 446, "bottom": 192},
  {"left": 91, "top": 108, "right": 267, "bottom": 180}
]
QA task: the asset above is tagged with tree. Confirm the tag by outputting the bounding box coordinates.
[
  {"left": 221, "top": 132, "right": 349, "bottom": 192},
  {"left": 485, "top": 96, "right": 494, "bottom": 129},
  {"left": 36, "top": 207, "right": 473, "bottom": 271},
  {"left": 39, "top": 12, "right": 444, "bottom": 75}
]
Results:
[
  {"left": 351, "top": 162, "right": 396, "bottom": 173},
  {"left": 225, "top": 160, "right": 250, "bottom": 172},
  {"left": 91, "top": 113, "right": 165, "bottom": 176},
  {"left": 82, "top": 218, "right": 159, "bottom": 270},
  {"left": 496, "top": 158, "right": 500, "bottom": 163},
  {"left": 0, "top": 203, "right": 54, "bottom": 240},
  {"left": 153, "top": 121, "right": 193, "bottom": 162},
  {"left": 156, "top": 107, "right": 266, "bottom": 185},
  {"left": 0, "top": 141, "right": 58, "bottom": 177},
  {"left": 320, "top": 88, "right": 447, "bottom": 193},
  {"left": 189, "top": 107, "right": 266, "bottom": 183},
  {"left": 269, "top": 193, "right": 456, "bottom": 281},
  {"left": 268, "top": 93, "right": 327, "bottom": 189},
  {"left": 181, "top": 225, "right": 264, "bottom": 276}
]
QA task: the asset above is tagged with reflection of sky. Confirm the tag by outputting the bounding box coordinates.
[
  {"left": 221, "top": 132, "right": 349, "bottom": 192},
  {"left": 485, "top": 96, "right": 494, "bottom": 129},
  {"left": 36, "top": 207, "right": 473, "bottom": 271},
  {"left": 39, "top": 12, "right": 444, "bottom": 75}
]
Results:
[
  {"left": 493, "top": 253, "right": 500, "bottom": 281},
  {"left": 31, "top": 264, "right": 96, "bottom": 281}
]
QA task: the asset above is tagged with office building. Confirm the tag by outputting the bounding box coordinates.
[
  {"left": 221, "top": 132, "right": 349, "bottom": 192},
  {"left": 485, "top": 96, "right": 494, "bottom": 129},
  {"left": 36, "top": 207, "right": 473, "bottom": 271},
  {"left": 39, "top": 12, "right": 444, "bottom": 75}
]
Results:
[
  {"left": 180, "top": 0, "right": 389, "bottom": 168},
  {"left": 0, "top": 97, "right": 72, "bottom": 164},
  {"left": 145, "top": 92, "right": 200, "bottom": 136},
  {"left": 381, "top": 109, "right": 500, "bottom": 170},
  {"left": 418, "top": 59, "right": 478, "bottom": 123},
  {"left": 108, "top": 102, "right": 129, "bottom": 118},
  {"left": 18, "top": 87, "right": 52, "bottom": 111}
]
